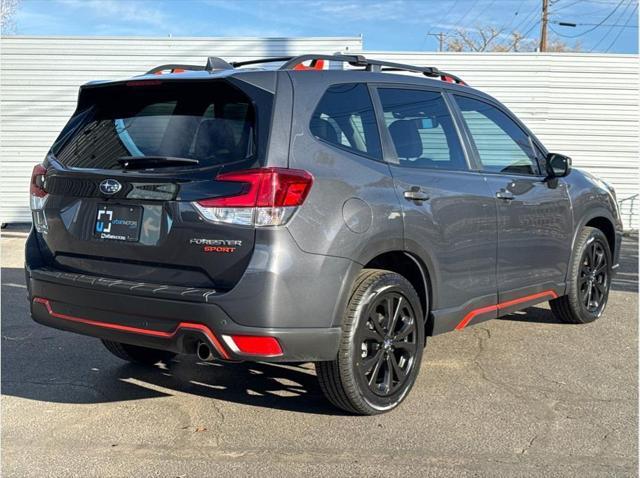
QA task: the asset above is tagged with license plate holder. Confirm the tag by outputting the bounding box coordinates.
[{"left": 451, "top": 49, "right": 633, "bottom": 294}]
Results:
[{"left": 94, "top": 204, "right": 143, "bottom": 242}]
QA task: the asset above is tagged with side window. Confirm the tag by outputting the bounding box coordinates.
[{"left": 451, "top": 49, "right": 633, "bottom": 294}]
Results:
[
  {"left": 378, "top": 88, "right": 466, "bottom": 170},
  {"left": 454, "top": 95, "right": 539, "bottom": 175},
  {"left": 310, "top": 83, "right": 382, "bottom": 160}
]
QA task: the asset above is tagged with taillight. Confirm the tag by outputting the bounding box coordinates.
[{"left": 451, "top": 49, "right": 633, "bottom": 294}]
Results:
[
  {"left": 30, "top": 164, "right": 47, "bottom": 199},
  {"left": 30, "top": 163, "right": 49, "bottom": 233},
  {"left": 192, "top": 168, "right": 313, "bottom": 227}
]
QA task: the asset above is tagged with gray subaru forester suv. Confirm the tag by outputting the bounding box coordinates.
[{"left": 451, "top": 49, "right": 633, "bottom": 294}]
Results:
[{"left": 26, "top": 54, "right": 622, "bottom": 414}]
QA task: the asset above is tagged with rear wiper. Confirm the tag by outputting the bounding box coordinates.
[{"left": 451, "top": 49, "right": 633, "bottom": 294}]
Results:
[{"left": 117, "top": 156, "right": 199, "bottom": 169}]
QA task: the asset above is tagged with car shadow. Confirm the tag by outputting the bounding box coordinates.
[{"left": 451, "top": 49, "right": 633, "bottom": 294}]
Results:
[
  {"left": 611, "top": 235, "right": 638, "bottom": 293},
  {"left": 2, "top": 341, "right": 344, "bottom": 415},
  {"left": 1, "top": 262, "right": 344, "bottom": 414},
  {"left": 499, "top": 305, "right": 566, "bottom": 324},
  {"left": 2, "top": 234, "right": 636, "bottom": 412}
]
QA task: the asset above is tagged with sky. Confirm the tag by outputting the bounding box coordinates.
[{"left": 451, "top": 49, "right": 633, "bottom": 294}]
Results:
[{"left": 9, "top": 0, "right": 640, "bottom": 54}]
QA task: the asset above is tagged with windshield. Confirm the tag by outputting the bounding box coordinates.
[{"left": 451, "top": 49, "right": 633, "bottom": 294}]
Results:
[{"left": 52, "top": 80, "right": 263, "bottom": 170}]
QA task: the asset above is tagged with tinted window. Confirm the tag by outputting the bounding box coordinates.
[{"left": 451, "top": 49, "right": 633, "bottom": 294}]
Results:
[
  {"left": 52, "top": 81, "right": 268, "bottom": 170},
  {"left": 454, "top": 95, "right": 538, "bottom": 175},
  {"left": 310, "top": 83, "right": 382, "bottom": 160},
  {"left": 378, "top": 88, "right": 466, "bottom": 170}
]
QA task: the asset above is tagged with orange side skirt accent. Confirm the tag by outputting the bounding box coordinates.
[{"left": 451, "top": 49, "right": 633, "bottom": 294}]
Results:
[{"left": 455, "top": 290, "right": 559, "bottom": 331}]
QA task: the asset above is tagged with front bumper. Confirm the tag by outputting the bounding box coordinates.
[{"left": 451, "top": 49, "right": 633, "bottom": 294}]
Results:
[{"left": 28, "top": 273, "right": 341, "bottom": 362}]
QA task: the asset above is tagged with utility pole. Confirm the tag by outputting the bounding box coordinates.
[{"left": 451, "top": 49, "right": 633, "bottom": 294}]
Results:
[
  {"left": 427, "top": 32, "right": 446, "bottom": 52},
  {"left": 540, "top": 0, "right": 549, "bottom": 52}
]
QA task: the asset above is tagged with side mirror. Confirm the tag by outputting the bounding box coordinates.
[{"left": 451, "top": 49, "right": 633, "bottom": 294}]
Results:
[{"left": 546, "top": 153, "right": 571, "bottom": 178}]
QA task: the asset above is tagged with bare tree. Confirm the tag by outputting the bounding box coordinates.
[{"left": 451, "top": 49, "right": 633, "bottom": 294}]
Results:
[
  {"left": 1, "top": 0, "right": 21, "bottom": 34},
  {"left": 444, "top": 24, "right": 581, "bottom": 53},
  {"left": 492, "top": 32, "right": 538, "bottom": 53},
  {"left": 446, "top": 26, "right": 505, "bottom": 52},
  {"left": 545, "top": 39, "right": 583, "bottom": 52}
]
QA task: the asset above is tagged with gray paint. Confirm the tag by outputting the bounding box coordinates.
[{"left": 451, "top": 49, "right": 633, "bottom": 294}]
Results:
[{"left": 26, "top": 64, "right": 624, "bottom": 362}]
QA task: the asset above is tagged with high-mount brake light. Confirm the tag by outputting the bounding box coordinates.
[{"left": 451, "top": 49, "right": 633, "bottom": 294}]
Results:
[
  {"left": 125, "top": 80, "right": 163, "bottom": 87},
  {"left": 192, "top": 168, "right": 313, "bottom": 227},
  {"left": 30, "top": 163, "right": 49, "bottom": 232}
]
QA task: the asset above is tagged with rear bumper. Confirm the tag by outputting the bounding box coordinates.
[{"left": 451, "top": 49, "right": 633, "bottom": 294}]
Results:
[{"left": 28, "top": 274, "right": 341, "bottom": 362}]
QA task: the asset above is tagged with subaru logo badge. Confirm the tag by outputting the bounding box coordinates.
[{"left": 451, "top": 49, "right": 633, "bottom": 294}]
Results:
[{"left": 99, "top": 179, "right": 122, "bottom": 195}]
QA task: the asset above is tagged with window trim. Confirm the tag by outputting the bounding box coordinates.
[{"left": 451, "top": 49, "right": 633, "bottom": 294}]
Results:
[
  {"left": 369, "top": 83, "right": 473, "bottom": 172},
  {"left": 449, "top": 91, "right": 546, "bottom": 178},
  {"left": 307, "top": 82, "right": 385, "bottom": 163}
]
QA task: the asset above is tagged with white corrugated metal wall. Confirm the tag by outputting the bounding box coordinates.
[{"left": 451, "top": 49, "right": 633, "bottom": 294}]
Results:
[
  {"left": 349, "top": 52, "right": 639, "bottom": 229},
  {"left": 1, "top": 39, "right": 638, "bottom": 228},
  {"left": 0, "top": 36, "right": 363, "bottom": 223}
]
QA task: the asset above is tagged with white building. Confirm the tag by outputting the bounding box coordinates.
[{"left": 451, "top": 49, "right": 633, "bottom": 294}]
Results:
[{"left": 1, "top": 36, "right": 638, "bottom": 229}]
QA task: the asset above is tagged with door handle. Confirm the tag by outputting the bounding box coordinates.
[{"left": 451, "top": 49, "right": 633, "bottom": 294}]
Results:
[
  {"left": 496, "top": 190, "right": 514, "bottom": 201},
  {"left": 404, "top": 186, "right": 430, "bottom": 202}
]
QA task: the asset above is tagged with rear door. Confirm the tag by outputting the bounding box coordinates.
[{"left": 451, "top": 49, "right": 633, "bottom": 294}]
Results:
[
  {"left": 37, "top": 78, "right": 274, "bottom": 291},
  {"left": 451, "top": 93, "right": 572, "bottom": 305},
  {"left": 373, "top": 86, "right": 499, "bottom": 333}
]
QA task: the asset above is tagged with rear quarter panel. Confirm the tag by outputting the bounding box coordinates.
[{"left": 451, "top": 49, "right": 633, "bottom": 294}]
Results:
[{"left": 284, "top": 72, "right": 404, "bottom": 264}]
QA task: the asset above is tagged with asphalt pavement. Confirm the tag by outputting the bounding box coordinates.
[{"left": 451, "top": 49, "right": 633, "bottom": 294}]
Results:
[{"left": 1, "top": 226, "right": 637, "bottom": 477}]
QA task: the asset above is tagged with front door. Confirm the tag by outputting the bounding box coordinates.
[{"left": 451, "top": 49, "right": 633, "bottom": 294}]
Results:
[{"left": 452, "top": 94, "right": 573, "bottom": 308}]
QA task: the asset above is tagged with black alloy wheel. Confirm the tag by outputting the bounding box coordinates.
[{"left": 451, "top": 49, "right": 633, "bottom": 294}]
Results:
[
  {"left": 550, "top": 226, "right": 612, "bottom": 324},
  {"left": 579, "top": 238, "right": 609, "bottom": 315},
  {"left": 356, "top": 292, "right": 418, "bottom": 397},
  {"left": 315, "top": 269, "right": 425, "bottom": 415}
]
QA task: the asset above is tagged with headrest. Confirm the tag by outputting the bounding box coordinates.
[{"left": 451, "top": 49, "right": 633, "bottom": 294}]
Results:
[
  {"left": 310, "top": 117, "right": 338, "bottom": 144},
  {"left": 193, "top": 118, "right": 237, "bottom": 158},
  {"left": 389, "top": 120, "right": 422, "bottom": 159}
]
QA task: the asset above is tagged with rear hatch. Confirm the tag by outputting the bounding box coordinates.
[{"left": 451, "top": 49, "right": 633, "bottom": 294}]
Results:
[{"left": 32, "top": 77, "right": 274, "bottom": 291}]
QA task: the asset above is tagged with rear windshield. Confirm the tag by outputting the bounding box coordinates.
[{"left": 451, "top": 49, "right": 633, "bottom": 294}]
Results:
[{"left": 51, "top": 80, "right": 271, "bottom": 170}]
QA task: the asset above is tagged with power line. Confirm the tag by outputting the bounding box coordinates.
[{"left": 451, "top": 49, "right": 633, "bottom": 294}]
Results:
[
  {"left": 549, "top": 0, "right": 585, "bottom": 13},
  {"left": 580, "top": 0, "right": 632, "bottom": 49},
  {"left": 523, "top": 19, "right": 542, "bottom": 37},
  {"left": 452, "top": 0, "right": 482, "bottom": 29},
  {"left": 432, "top": 0, "right": 462, "bottom": 30},
  {"left": 553, "top": 21, "right": 638, "bottom": 27},
  {"left": 426, "top": 0, "right": 463, "bottom": 51},
  {"left": 501, "top": 2, "right": 531, "bottom": 31},
  {"left": 557, "top": 4, "right": 629, "bottom": 17},
  {"left": 458, "top": 0, "right": 497, "bottom": 30},
  {"left": 605, "top": 3, "right": 638, "bottom": 51},
  {"left": 547, "top": 0, "right": 627, "bottom": 37},
  {"left": 520, "top": 15, "right": 543, "bottom": 37}
]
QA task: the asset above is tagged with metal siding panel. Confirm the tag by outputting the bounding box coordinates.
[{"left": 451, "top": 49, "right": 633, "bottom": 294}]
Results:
[
  {"left": 1, "top": 43, "right": 638, "bottom": 229},
  {"left": 0, "top": 36, "right": 362, "bottom": 223},
  {"left": 351, "top": 52, "right": 639, "bottom": 229}
]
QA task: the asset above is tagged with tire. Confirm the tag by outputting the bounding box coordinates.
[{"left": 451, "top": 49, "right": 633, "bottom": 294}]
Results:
[
  {"left": 550, "top": 226, "right": 612, "bottom": 324},
  {"left": 315, "top": 269, "right": 425, "bottom": 415},
  {"left": 101, "top": 340, "right": 176, "bottom": 365}
]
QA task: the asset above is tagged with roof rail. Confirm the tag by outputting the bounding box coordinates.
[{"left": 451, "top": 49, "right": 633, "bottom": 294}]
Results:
[
  {"left": 145, "top": 54, "right": 467, "bottom": 85},
  {"left": 277, "top": 54, "right": 467, "bottom": 85}
]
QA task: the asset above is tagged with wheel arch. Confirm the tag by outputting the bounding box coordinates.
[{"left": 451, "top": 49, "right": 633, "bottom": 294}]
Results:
[
  {"left": 573, "top": 208, "right": 617, "bottom": 258},
  {"left": 585, "top": 216, "right": 616, "bottom": 259},
  {"left": 361, "top": 250, "right": 435, "bottom": 337}
]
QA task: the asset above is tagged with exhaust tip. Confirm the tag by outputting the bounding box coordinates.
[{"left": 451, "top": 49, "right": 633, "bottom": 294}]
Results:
[{"left": 196, "top": 341, "right": 214, "bottom": 361}]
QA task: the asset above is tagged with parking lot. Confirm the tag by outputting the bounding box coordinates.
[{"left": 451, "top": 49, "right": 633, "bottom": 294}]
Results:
[{"left": 1, "top": 226, "right": 637, "bottom": 477}]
